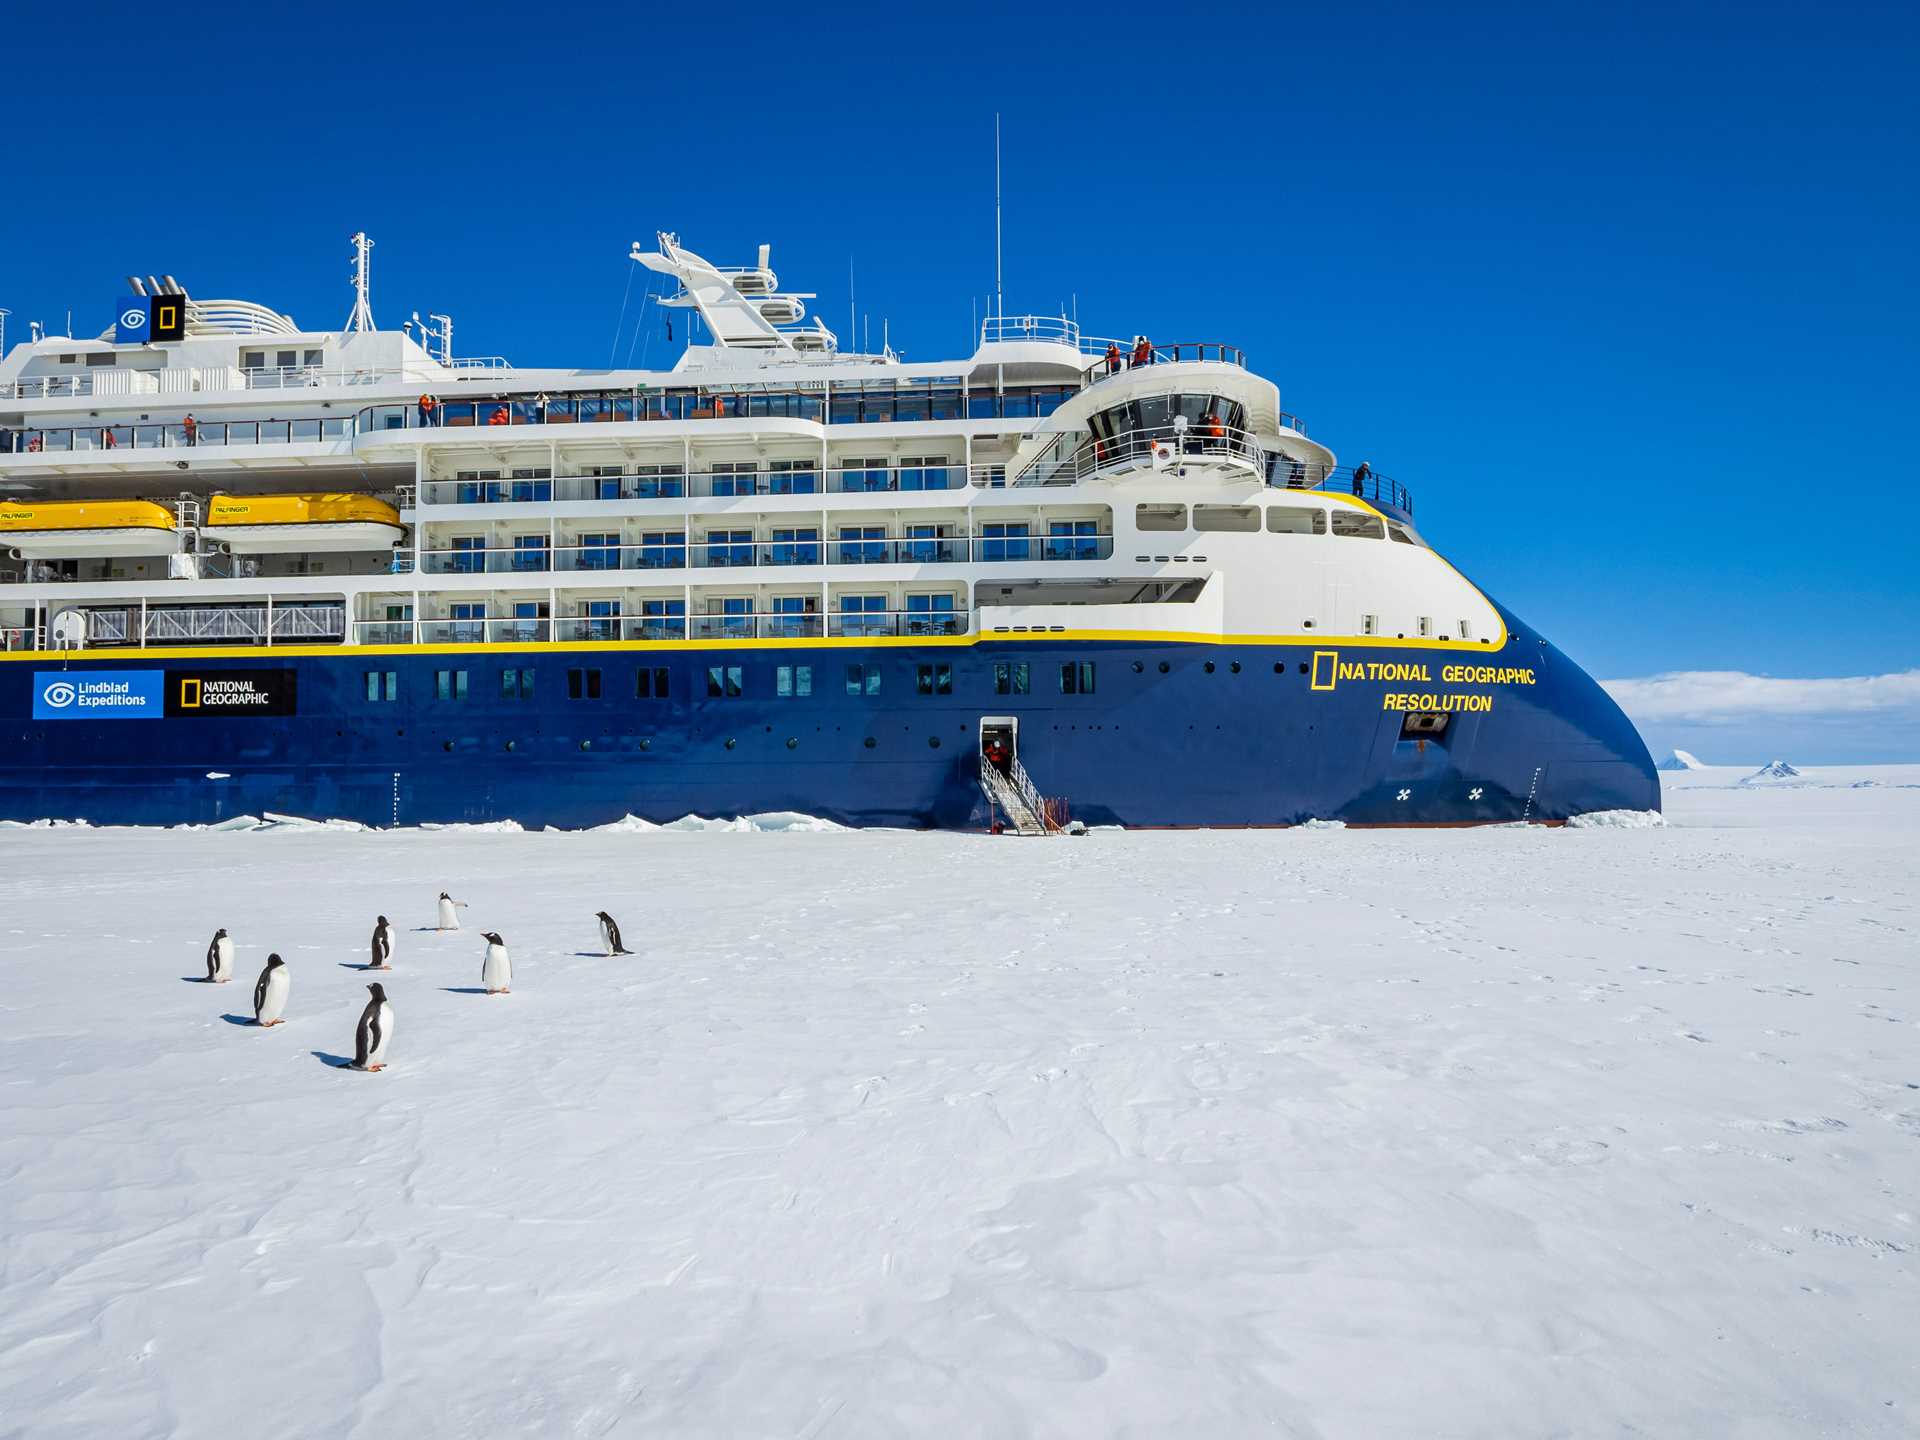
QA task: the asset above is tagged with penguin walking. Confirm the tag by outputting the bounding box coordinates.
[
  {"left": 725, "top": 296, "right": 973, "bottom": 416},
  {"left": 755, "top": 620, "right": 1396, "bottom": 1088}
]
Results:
[
  {"left": 437, "top": 893, "right": 466, "bottom": 931},
  {"left": 252, "top": 954, "right": 290, "bottom": 1026},
  {"left": 369, "top": 915, "right": 393, "bottom": 971},
  {"left": 596, "top": 911, "right": 632, "bottom": 957},
  {"left": 351, "top": 983, "right": 393, "bottom": 1071},
  {"left": 205, "top": 928, "right": 234, "bottom": 984},
  {"left": 480, "top": 932, "right": 511, "bottom": 994}
]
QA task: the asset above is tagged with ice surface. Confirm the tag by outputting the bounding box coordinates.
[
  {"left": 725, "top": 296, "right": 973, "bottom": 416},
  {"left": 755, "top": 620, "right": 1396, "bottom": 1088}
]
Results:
[
  {"left": 0, "top": 777, "right": 1914, "bottom": 1435},
  {"left": 1565, "top": 807, "right": 1668, "bottom": 828}
]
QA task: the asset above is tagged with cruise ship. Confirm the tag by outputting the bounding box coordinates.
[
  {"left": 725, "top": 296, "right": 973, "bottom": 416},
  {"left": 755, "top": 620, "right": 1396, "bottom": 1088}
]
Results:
[{"left": 0, "top": 233, "right": 1657, "bottom": 830}]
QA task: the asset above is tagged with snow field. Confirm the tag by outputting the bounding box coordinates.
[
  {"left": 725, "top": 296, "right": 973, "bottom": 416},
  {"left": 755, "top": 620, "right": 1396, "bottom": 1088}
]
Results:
[{"left": 0, "top": 777, "right": 1914, "bottom": 1437}]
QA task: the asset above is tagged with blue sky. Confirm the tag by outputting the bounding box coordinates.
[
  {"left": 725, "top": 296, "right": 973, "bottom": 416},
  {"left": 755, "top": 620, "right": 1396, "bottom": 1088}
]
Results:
[{"left": 4, "top": 1, "right": 1916, "bottom": 761}]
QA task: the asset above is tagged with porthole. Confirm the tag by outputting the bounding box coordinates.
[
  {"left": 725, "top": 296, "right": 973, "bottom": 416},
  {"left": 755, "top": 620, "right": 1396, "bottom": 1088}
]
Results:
[
  {"left": 639, "top": 738, "right": 652, "bottom": 751},
  {"left": 863, "top": 736, "right": 877, "bottom": 749},
  {"left": 786, "top": 737, "right": 798, "bottom": 749},
  {"left": 504, "top": 739, "right": 517, "bottom": 752},
  {"left": 725, "top": 737, "right": 737, "bottom": 750},
  {"left": 1230, "top": 661, "right": 1241, "bottom": 674},
  {"left": 1204, "top": 661, "right": 1216, "bottom": 674},
  {"left": 442, "top": 739, "right": 454, "bottom": 752},
  {"left": 928, "top": 736, "right": 942, "bottom": 748},
  {"left": 1298, "top": 663, "right": 1308, "bottom": 675},
  {"left": 1132, "top": 660, "right": 1144, "bottom": 673},
  {"left": 1158, "top": 660, "right": 1170, "bottom": 674},
  {"left": 1273, "top": 662, "right": 1284, "bottom": 674},
  {"left": 579, "top": 739, "right": 592, "bottom": 751}
]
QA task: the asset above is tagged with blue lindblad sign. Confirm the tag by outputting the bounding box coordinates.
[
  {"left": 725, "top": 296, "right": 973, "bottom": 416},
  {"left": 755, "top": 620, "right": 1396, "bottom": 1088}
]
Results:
[
  {"left": 33, "top": 670, "right": 163, "bottom": 719},
  {"left": 114, "top": 298, "right": 150, "bottom": 343}
]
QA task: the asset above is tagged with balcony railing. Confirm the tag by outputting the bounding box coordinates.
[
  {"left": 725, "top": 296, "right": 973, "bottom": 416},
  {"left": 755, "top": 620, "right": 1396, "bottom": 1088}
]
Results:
[
  {"left": 1268, "top": 459, "right": 1415, "bottom": 516},
  {"left": 6, "top": 417, "right": 356, "bottom": 453},
  {"left": 411, "top": 462, "right": 974, "bottom": 506},
  {"left": 1010, "top": 424, "right": 1267, "bottom": 487},
  {"left": 412, "top": 535, "right": 1111, "bottom": 576},
  {"left": 350, "top": 609, "right": 967, "bottom": 646},
  {"left": 978, "top": 316, "right": 1249, "bottom": 372}
]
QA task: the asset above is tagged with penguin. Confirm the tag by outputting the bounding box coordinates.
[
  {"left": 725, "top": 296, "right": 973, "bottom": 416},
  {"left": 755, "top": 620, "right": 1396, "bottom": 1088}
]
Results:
[
  {"left": 352, "top": 982, "right": 393, "bottom": 1071},
  {"left": 252, "top": 954, "right": 290, "bottom": 1026},
  {"left": 369, "top": 915, "right": 393, "bottom": 971},
  {"left": 205, "top": 928, "right": 234, "bottom": 984},
  {"left": 480, "top": 932, "right": 511, "bottom": 994},
  {"left": 437, "top": 893, "right": 465, "bottom": 931},
  {"left": 596, "top": 911, "right": 632, "bottom": 957}
]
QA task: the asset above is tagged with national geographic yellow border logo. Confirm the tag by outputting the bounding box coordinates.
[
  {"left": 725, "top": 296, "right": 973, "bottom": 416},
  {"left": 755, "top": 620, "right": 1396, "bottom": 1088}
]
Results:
[
  {"left": 1310, "top": 650, "right": 1339, "bottom": 691},
  {"left": 179, "top": 678, "right": 202, "bottom": 708}
]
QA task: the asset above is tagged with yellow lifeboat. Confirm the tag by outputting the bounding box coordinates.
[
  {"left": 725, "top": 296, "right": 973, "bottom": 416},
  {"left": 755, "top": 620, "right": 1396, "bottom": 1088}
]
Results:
[
  {"left": 0, "top": 499, "right": 178, "bottom": 558},
  {"left": 200, "top": 493, "right": 405, "bottom": 554}
]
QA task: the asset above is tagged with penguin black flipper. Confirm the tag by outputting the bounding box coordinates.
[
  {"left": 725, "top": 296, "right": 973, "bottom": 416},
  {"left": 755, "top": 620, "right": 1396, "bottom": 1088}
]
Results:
[
  {"left": 353, "top": 1000, "right": 377, "bottom": 1068},
  {"left": 206, "top": 934, "right": 219, "bottom": 982},
  {"left": 252, "top": 967, "right": 270, "bottom": 1019}
]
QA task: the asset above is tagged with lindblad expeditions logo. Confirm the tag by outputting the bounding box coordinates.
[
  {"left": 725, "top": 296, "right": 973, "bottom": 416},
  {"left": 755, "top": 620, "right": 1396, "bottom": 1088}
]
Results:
[
  {"left": 31, "top": 671, "right": 164, "bottom": 719},
  {"left": 40, "top": 680, "right": 76, "bottom": 709}
]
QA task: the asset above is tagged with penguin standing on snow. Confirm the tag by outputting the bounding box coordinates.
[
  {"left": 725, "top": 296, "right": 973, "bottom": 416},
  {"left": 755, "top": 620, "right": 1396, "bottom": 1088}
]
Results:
[
  {"left": 480, "top": 932, "right": 511, "bottom": 994},
  {"left": 436, "top": 893, "right": 465, "bottom": 931},
  {"left": 351, "top": 983, "right": 393, "bottom": 1071},
  {"left": 205, "top": 928, "right": 234, "bottom": 984},
  {"left": 252, "top": 954, "right": 290, "bottom": 1026},
  {"left": 369, "top": 916, "right": 393, "bottom": 971},
  {"left": 596, "top": 911, "right": 632, "bottom": 957}
]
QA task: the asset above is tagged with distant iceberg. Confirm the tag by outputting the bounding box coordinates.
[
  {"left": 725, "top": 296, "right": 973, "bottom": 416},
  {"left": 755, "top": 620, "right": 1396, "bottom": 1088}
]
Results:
[{"left": 1655, "top": 749, "right": 1708, "bottom": 771}]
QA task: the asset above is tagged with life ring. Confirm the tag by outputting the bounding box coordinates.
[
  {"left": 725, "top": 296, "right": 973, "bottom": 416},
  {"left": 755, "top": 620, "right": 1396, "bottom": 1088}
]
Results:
[{"left": 1150, "top": 440, "right": 1176, "bottom": 466}]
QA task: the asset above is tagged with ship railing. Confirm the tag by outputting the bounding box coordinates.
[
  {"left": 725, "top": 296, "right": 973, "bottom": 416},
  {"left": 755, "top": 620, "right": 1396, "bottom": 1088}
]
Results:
[
  {"left": 1081, "top": 340, "right": 1249, "bottom": 373},
  {"left": 1007, "top": 424, "right": 1266, "bottom": 487},
  {"left": 412, "top": 536, "right": 1111, "bottom": 575},
  {"left": 1, "top": 625, "right": 43, "bottom": 650},
  {"left": 5, "top": 417, "right": 355, "bottom": 453},
  {"left": 411, "top": 464, "right": 972, "bottom": 506},
  {"left": 352, "top": 611, "right": 968, "bottom": 645},
  {"left": 1269, "top": 460, "right": 1415, "bottom": 516},
  {"left": 977, "top": 315, "right": 1249, "bottom": 372}
]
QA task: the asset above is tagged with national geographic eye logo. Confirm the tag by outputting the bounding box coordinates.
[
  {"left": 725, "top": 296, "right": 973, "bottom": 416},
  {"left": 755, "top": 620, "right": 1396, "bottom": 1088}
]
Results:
[{"left": 40, "top": 680, "right": 77, "bottom": 709}]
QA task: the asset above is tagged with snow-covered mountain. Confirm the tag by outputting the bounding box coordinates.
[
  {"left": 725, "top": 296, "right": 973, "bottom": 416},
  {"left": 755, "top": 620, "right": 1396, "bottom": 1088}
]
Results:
[
  {"left": 1741, "top": 760, "right": 1802, "bottom": 783},
  {"left": 1655, "top": 749, "right": 1708, "bottom": 771}
]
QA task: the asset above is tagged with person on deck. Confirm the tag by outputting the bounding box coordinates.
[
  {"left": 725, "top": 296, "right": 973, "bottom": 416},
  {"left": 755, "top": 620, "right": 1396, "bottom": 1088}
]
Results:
[
  {"left": 487, "top": 404, "right": 509, "bottom": 426},
  {"left": 1131, "top": 336, "right": 1153, "bottom": 368},
  {"left": 1104, "top": 341, "right": 1122, "bottom": 374},
  {"left": 182, "top": 413, "right": 198, "bottom": 446},
  {"left": 418, "top": 394, "right": 437, "bottom": 428},
  {"left": 1352, "top": 459, "right": 1372, "bottom": 496}
]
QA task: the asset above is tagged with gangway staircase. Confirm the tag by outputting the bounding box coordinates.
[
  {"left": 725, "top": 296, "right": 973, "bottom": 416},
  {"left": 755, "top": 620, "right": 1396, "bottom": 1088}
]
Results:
[{"left": 978, "top": 753, "right": 1059, "bottom": 836}]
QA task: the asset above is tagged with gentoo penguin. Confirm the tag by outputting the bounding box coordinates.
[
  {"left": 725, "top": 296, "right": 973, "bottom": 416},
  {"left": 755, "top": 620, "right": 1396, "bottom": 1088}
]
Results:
[
  {"left": 480, "top": 932, "right": 511, "bottom": 994},
  {"left": 369, "top": 915, "right": 393, "bottom": 971},
  {"left": 205, "top": 928, "right": 235, "bottom": 984},
  {"left": 352, "top": 983, "right": 393, "bottom": 1071},
  {"left": 437, "top": 892, "right": 465, "bottom": 931},
  {"left": 252, "top": 954, "right": 290, "bottom": 1026},
  {"left": 596, "top": 911, "right": 632, "bottom": 957}
]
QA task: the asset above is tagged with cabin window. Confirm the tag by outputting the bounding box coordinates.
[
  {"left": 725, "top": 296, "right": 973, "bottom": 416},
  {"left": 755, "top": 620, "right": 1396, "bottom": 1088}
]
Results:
[
  {"left": 500, "top": 667, "right": 534, "bottom": 700},
  {"left": 85, "top": 353, "right": 116, "bottom": 367},
  {"left": 705, "top": 666, "right": 743, "bottom": 698},
  {"left": 844, "top": 663, "right": 882, "bottom": 697},
  {"left": 1267, "top": 506, "right": 1326, "bottom": 535},
  {"left": 1330, "top": 511, "right": 1386, "bottom": 540},
  {"left": 1458, "top": 620, "right": 1473, "bottom": 641},
  {"left": 1059, "top": 661, "right": 1096, "bottom": 695},
  {"left": 1136, "top": 503, "right": 1187, "bottom": 532},
  {"left": 635, "top": 666, "right": 669, "bottom": 699},
  {"left": 994, "top": 662, "right": 1030, "bottom": 696},
  {"left": 1417, "top": 616, "right": 1433, "bottom": 638},
  {"left": 434, "top": 669, "right": 468, "bottom": 701},
  {"left": 916, "top": 664, "right": 953, "bottom": 696},
  {"left": 776, "top": 664, "right": 813, "bottom": 698},
  {"left": 1193, "top": 504, "right": 1259, "bottom": 533},
  {"left": 363, "top": 670, "right": 397, "bottom": 702},
  {"left": 567, "top": 667, "right": 602, "bottom": 700},
  {"left": 1387, "top": 522, "right": 1418, "bottom": 545},
  {"left": 1361, "top": 614, "right": 1378, "bottom": 636}
]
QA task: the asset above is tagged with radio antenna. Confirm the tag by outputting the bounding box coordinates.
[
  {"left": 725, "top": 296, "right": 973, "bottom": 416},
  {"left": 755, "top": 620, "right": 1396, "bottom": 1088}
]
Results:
[
  {"left": 345, "top": 232, "right": 376, "bottom": 333},
  {"left": 994, "top": 113, "right": 1004, "bottom": 322}
]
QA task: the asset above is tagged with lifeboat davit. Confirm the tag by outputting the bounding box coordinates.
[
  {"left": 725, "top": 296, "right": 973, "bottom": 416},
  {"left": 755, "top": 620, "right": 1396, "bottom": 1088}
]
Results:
[
  {"left": 201, "top": 493, "right": 404, "bottom": 554},
  {"left": 0, "top": 499, "right": 178, "bottom": 558}
]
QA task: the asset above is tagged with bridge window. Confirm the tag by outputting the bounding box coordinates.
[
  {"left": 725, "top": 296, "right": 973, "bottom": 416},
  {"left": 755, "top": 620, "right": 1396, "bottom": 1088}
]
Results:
[
  {"left": 567, "top": 668, "right": 602, "bottom": 700},
  {"left": 500, "top": 667, "right": 534, "bottom": 700},
  {"left": 994, "top": 662, "right": 1030, "bottom": 695},
  {"left": 916, "top": 663, "right": 952, "bottom": 696},
  {"left": 1059, "top": 661, "right": 1096, "bottom": 695},
  {"left": 363, "top": 670, "right": 397, "bottom": 703},
  {"left": 776, "top": 664, "right": 813, "bottom": 697},
  {"left": 1387, "top": 522, "right": 1418, "bottom": 545},
  {"left": 1331, "top": 511, "right": 1386, "bottom": 540},
  {"left": 434, "top": 669, "right": 468, "bottom": 701},
  {"left": 1267, "top": 506, "right": 1326, "bottom": 535},
  {"left": 1136, "top": 503, "right": 1187, "bottom": 532},
  {"left": 1194, "top": 504, "right": 1259, "bottom": 532}
]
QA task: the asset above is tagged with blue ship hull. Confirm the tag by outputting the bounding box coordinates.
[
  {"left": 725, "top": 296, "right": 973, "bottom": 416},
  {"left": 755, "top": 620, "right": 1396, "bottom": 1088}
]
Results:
[{"left": 0, "top": 599, "right": 1656, "bottom": 829}]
